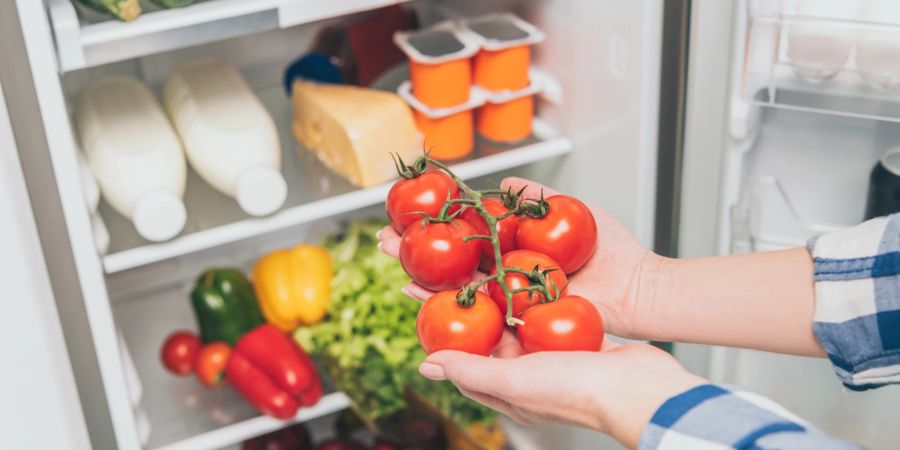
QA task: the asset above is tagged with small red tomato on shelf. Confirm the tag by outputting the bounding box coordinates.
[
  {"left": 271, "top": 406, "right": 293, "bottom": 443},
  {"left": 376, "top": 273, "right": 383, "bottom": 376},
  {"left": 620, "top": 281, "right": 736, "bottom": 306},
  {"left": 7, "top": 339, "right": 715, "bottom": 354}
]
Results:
[
  {"left": 416, "top": 290, "right": 504, "bottom": 356},
  {"left": 160, "top": 331, "right": 201, "bottom": 376},
  {"left": 386, "top": 169, "right": 460, "bottom": 233},
  {"left": 195, "top": 342, "right": 231, "bottom": 389},
  {"left": 487, "top": 250, "right": 567, "bottom": 317},
  {"left": 226, "top": 324, "right": 323, "bottom": 419},
  {"left": 516, "top": 195, "right": 598, "bottom": 274},
  {"left": 458, "top": 198, "right": 519, "bottom": 271},
  {"left": 399, "top": 220, "right": 481, "bottom": 291},
  {"left": 517, "top": 295, "right": 604, "bottom": 353}
]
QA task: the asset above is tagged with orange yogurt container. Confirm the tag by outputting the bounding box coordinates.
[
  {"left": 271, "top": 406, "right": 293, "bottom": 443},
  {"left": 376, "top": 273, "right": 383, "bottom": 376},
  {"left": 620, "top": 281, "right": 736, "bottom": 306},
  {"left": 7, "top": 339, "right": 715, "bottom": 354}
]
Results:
[
  {"left": 475, "top": 70, "right": 542, "bottom": 143},
  {"left": 398, "top": 81, "right": 483, "bottom": 160},
  {"left": 395, "top": 24, "right": 480, "bottom": 109},
  {"left": 463, "top": 14, "right": 545, "bottom": 93}
]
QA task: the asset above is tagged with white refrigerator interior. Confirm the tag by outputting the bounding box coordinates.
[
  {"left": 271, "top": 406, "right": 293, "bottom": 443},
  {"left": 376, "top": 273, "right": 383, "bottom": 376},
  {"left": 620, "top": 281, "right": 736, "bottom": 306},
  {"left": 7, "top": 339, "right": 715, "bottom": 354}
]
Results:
[{"left": 4, "top": 0, "right": 663, "bottom": 449}]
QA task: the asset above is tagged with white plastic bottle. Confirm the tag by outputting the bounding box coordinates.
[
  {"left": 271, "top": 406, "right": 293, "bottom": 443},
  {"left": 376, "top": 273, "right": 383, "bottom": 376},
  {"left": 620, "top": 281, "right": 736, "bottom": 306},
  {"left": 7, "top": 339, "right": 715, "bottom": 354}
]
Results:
[
  {"left": 164, "top": 60, "right": 286, "bottom": 217},
  {"left": 75, "top": 76, "right": 187, "bottom": 242}
]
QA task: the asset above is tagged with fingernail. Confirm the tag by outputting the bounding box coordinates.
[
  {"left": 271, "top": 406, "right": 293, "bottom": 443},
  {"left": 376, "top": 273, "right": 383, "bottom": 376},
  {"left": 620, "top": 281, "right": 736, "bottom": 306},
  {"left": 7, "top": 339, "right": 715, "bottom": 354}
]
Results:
[
  {"left": 375, "top": 228, "right": 383, "bottom": 240},
  {"left": 419, "top": 363, "right": 446, "bottom": 380},
  {"left": 400, "top": 286, "right": 413, "bottom": 298},
  {"left": 376, "top": 241, "right": 384, "bottom": 253}
]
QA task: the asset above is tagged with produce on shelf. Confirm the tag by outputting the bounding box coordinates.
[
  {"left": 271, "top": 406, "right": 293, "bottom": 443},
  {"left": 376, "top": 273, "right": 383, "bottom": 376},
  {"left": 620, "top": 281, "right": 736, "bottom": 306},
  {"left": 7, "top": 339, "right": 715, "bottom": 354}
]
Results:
[
  {"left": 253, "top": 244, "right": 333, "bottom": 331},
  {"left": 295, "top": 219, "right": 498, "bottom": 431},
  {"left": 160, "top": 331, "right": 200, "bottom": 376},
  {"left": 150, "top": 0, "right": 194, "bottom": 8},
  {"left": 291, "top": 80, "right": 421, "bottom": 188},
  {"left": 385, "top": 155, "right": 603, "bottom": 354},
  {"left": 74, "top": 0, "right": 140, "bottom": 22},
  {"left": 242, "top": 422, "right": 312, "bottom": 450},
  {"left": 194, "top": 342, "right": 230, "bottom": 388},
  {"left": 164, "top": 60, "right": 287, "bottom": 217},
  {"left": 226, "top": 324, "right": 323, "bottom": 420},
  {"left": 314, "top": 439, "right": 368, "bottom": 450},
  {"left": 190, "top": 268, "right": 266, "bottom": 346},
  {"left": 74, "top": 76, "right": 187, "bottom": 242}
]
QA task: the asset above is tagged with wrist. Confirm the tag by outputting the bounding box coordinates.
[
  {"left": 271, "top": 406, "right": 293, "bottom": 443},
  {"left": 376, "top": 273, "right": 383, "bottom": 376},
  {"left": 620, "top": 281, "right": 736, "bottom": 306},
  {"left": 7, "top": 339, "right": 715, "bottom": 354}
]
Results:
[
  {"left": 625, "top": 251, "right": 672, "bottom": 341},
  {"left": 598, "top": 362, "right": 706, "bottom": 449}
]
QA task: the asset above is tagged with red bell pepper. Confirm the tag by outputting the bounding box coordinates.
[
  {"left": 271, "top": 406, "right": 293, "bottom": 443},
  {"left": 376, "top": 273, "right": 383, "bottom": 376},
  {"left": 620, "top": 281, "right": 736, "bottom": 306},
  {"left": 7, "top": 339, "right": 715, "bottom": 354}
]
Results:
[{"left": 226, "top": 324, "right": 323, "bottom": 419}]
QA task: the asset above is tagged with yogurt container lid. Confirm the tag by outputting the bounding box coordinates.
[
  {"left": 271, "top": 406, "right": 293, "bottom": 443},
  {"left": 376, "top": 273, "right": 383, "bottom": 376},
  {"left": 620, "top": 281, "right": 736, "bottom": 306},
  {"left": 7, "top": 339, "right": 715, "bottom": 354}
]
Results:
[
  {"left": 476, "top": 68, "right": 544, "bottom": 103},
  {"left": 398, "top": 81, "right": 485, "bottom": 118},
  {"left": 462, "top": 13, "right": 545, "bottom": 51},
  {"left": 394, "top": 21, "right": 481, "bottom": 64},
  {"left": 881, "top": 146, "right": 900, "bottom": 177}
]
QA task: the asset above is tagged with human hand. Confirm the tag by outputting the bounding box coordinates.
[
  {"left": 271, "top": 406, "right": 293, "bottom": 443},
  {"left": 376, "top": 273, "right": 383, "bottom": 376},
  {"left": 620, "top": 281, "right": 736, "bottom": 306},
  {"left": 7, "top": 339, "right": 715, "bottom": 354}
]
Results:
[
  {"left": 419, "top": 335, "right": 704, "bottom": 449},
  {"left": 377, "top": 177, "right": 663, "bottom": 339}
]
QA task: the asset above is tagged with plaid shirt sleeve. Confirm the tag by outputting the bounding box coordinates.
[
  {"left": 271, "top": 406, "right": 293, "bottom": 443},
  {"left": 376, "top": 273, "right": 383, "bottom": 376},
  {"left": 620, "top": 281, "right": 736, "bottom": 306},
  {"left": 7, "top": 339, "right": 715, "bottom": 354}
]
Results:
[
  {"left": 808, "top": 213, "right": 900, "bottom": 391},
  {"left": 638, "top": 384, "right": 861, "bottom": 449}
]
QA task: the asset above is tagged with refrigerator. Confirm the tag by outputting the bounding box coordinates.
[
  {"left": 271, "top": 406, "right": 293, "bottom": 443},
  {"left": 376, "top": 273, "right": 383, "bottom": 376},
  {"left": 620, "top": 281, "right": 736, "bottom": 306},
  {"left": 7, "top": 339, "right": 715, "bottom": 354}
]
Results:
[{"left": 0, "top": 0, "right": 896, "bottom": 449}]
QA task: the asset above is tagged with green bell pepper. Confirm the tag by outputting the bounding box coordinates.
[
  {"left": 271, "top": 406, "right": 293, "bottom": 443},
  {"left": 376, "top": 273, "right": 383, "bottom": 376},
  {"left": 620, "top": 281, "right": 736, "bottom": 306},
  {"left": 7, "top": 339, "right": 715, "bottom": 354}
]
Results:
[{"left": 191, "top": 268, "right": 265, "bottom": 346}]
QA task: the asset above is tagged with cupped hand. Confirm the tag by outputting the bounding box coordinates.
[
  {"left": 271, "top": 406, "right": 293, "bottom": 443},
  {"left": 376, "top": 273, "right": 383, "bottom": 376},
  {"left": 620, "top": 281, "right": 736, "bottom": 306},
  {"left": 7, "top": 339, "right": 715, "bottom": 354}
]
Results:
[
  {"left": 420, "top": 335, "right": 704, "bottom": 449},
  {"left": 377, "top": 177, "right": 662, "bottom": 339}
]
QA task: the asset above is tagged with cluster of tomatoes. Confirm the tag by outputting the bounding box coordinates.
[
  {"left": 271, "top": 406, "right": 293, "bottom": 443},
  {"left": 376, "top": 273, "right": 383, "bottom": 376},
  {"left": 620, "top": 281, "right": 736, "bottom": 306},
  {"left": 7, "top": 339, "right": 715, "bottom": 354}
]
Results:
[
  {"left": 385, "top": 162, "right": 605, "bottom": 357},
  {"left": 160, "top": 331, "right": 230, "bottom": 388}
]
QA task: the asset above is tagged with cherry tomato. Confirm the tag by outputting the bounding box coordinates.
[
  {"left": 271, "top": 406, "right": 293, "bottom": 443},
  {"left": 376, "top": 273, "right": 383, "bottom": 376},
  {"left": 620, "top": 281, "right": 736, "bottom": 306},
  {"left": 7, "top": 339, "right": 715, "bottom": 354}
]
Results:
[
  {"left": 458, "top": 199, "right": 519, "bottom": 271},
  {"left": 517, "top": 295, "right": 604, "bottom": 353},
  {"left": 399, "top": 220, "right": 481, "bottom": 291},
  {"left": 416, "top": 291, "right": 504, "bottom": 356},
  {"left": 196, "top": 342, "right": 231, "bottom": 388},
  {"left": 487, "top": 250, "right": 568, "bottom": 317},
  {"left": 161, "top": 331, "right": 201, "bottom": 376},
  {"left": 516, "top": 195, "right": 598, "bottom": 274},
  {"left": 386, "top": 171, "right": 460, "bottom": 233}
]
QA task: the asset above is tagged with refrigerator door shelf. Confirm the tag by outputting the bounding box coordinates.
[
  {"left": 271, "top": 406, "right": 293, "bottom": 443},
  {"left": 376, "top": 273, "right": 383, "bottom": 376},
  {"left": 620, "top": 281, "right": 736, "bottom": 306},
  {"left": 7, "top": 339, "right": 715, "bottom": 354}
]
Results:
[
  {"left": 48, "top": 0, "right": 412, "bottom": 72},
  {"left": 744, "top": 3, "right": 900, "bottom": 123}
]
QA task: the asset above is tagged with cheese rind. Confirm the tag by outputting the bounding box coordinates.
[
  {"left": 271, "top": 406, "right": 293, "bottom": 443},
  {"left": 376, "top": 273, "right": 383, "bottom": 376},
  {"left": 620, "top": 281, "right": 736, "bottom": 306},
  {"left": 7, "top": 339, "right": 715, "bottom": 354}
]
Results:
[{"left": 292, "top": 81, "right": 421, "bottom": 188}]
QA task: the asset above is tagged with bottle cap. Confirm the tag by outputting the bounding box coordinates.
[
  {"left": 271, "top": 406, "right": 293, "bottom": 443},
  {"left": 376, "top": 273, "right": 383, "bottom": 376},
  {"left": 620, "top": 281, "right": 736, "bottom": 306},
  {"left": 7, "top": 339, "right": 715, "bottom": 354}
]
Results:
[
  {"left": 235, "top": 166, "right": 287, "bottom": 216},
  {"left": 133, "top": 190, "right": 187, "bottom": 242}
]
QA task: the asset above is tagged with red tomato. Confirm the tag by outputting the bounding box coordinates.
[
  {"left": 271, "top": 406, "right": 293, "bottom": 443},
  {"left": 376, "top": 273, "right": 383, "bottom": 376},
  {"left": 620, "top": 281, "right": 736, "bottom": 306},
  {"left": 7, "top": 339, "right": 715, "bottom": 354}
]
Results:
[
  {"left": 517, "top": 295, "right": 604, "bottom": 353},
  {"left": 516, "top": 195, "right": 598, "bottom": 274},
  {"left": 399, "top": 220, "right": 481, "bottom": 291},
  {"left": 458, "top": 199, "right": 519, "bottom": 271},
  {"left": 196, "top": 342, "right": 231, "bottom": 388},
  {"left": 487, "top": 250, "right": 568, "bottom": 317},
  {"left": 416, "top": 291, "right": 504, "bottom": 356},
  {"left": 161, "top": 331, "right": 201, "bottom": 376},
  {"left": 386, "top": 171, "right": 460, "bottom": 233}
]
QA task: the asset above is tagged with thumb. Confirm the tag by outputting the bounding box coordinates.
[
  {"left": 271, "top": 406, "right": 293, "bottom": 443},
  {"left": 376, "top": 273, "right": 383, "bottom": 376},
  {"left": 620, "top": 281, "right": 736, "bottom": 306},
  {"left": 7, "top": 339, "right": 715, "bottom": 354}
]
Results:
[
  {"left": 420, "top": 351, "right": 517, "bottom": 397},
  {"left": 501, "top": 177, "right": 560, "bottom": 199}
]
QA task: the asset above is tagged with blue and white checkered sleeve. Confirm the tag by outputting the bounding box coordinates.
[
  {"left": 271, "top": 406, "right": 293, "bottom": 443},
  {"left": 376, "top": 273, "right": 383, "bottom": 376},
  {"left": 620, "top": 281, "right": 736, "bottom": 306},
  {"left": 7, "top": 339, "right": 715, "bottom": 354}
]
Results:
[
  {"left": 808, "top": 213, "right": 900, "bottom": 391},
  {"left": 638, "top": 384, "right": 861, "bottom": 450}
]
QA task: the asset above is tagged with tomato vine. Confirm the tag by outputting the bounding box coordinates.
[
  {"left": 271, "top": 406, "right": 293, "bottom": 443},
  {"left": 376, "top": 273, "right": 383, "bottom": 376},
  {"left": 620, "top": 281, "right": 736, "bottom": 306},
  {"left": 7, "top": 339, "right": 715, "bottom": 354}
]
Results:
[{"left": 394, "top": 154, "right": 558, "bottom": 327}]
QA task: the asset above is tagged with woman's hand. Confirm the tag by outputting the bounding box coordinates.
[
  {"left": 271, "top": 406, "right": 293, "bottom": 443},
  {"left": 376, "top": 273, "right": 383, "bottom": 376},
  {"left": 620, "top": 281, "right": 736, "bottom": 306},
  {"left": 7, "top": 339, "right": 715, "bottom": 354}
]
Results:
[
  {"left": 378, "top": 177, "right": 660, "bottom": 339},
  {"left": 420, "top": 334, "right": 704, "bottom": 449}
]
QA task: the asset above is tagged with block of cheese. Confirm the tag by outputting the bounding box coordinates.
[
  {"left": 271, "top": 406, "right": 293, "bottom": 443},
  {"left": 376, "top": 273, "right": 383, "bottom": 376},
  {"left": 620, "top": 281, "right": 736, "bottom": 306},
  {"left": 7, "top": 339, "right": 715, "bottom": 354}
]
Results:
[{"left": 292, "top": 80, "right": 422, "bottom": 188}]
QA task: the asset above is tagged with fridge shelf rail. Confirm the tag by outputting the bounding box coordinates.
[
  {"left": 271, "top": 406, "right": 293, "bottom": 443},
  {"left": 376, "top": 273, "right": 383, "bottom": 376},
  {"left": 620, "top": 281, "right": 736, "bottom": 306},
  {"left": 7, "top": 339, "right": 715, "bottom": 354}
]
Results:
[
  {"left": 98, "top": 79, "right": 572, "bottom": 274},
  {"left": 744, "top": 2, "right": 900, "bottom": 123},
  {"left": 48, "top": 0, "right": 411, "bottom": 72}
]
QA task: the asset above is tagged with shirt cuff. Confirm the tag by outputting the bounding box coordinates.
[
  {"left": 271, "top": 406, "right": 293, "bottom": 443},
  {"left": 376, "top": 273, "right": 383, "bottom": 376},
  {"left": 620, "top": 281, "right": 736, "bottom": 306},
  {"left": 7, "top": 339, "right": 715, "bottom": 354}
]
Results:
[
  {"left": 638, "top": 384, "right": 859, "bottom": 450},
  {"left": 808, "top": 213, "right": 900, "bottom": 391}
]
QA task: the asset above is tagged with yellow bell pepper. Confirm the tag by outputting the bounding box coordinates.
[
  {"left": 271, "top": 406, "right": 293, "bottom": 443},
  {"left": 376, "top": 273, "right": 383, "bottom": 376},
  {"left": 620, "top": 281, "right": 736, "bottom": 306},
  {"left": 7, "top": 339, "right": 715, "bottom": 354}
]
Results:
[{"left": 252, "top": 244, "right": 332, "bottom": 331}]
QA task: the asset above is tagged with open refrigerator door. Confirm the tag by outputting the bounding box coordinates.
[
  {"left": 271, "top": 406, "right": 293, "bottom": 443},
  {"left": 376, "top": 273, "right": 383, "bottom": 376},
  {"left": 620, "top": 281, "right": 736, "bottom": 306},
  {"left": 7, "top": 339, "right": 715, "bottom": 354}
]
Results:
[{"left": 679, "top": 1, "right": 900, "bottom": 448}]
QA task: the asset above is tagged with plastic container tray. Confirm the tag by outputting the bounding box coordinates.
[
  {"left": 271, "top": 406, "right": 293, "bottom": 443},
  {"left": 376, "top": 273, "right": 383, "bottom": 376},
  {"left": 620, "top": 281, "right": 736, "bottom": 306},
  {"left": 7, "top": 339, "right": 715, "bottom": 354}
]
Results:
[
  {"left": 462, "top": 13, "right": 545, "bottom": 92},
  {"left": 394, "top": 23, "right": 480, "bottom": 109}
]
